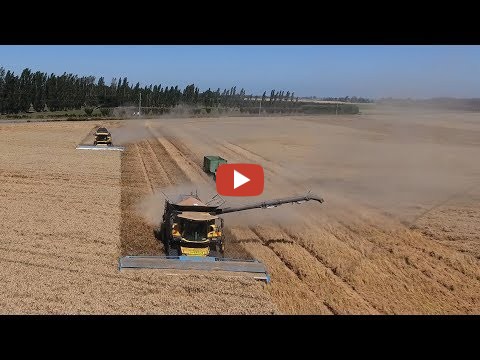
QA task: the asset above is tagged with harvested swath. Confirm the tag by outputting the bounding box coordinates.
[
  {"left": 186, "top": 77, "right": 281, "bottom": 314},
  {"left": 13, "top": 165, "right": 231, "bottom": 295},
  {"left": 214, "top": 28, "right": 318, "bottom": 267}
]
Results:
[
  {"left": 280, "top": 203, "right": 480, "bottom": 313},
  {"left": 240, "top": 242, "right": 332, "bottom": 314},
  {"left": 249, "top": 225, "right": 295, "bottom": 245},
  {"left": 222, "top": 226, "right": 262, "bottom": 259},
  {"left": 268, "top": 242, "right": 378, "bottom": 314},
  {"left": 281, "top": 221, "right": 366, "bottom": 278},
  {"left": 147, "top": 126, "right": 202, "bottom": 184},
  {"left": 416, "top": 204, "right": 480, "bottom": 259},
  {"left": 121, "top": 142, "right": 162, "bottom": 256},
  {"left": 250, "top": 224, "right": 376, "bottom": 313},
  {"left": 222, "top": 229, "right": 254, "bottom": 259},
  {"left": 352, "top": 208, "right": 480, "bottom": 283},
  {"left": 226, "top": 227, "right": 262, "bottom": 243},
  {"left": 327, "top": 218, "right": 477, "bottom": 313}
]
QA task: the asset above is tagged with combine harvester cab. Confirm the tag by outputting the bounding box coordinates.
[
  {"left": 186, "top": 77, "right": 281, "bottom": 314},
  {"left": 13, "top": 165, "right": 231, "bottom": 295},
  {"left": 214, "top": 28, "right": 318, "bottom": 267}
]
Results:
[
  {"left": 119, "top": 192, "right": 324, "bottom": 283},
  {"left": 76, "top": 127, "right": 125, "bottom": 151}
]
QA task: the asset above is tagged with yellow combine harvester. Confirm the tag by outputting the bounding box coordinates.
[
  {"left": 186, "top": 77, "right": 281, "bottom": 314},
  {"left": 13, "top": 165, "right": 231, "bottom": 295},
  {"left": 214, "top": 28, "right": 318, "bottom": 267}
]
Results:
[
  {"left": 76, "top": 127, "right": 125, "bottom": 151},
  {"left": 93, "top": 127, "right": 112, "bottom": 146},
  {"left": 119, "top": 192, "right": 324, "bottom": 282}
]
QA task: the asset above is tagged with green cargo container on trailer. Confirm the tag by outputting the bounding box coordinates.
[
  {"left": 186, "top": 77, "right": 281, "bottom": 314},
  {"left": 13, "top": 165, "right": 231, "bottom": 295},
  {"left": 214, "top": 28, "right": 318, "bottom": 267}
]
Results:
[{"left": 203, "top": 155, "right": 228, "bottom": 180}]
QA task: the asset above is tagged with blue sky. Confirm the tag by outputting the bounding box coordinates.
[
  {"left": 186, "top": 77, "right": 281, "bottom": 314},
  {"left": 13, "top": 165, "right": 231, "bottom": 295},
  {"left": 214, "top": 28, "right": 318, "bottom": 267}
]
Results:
[{"left": 1, "top": 45, "right": 479, "bottom": 98}]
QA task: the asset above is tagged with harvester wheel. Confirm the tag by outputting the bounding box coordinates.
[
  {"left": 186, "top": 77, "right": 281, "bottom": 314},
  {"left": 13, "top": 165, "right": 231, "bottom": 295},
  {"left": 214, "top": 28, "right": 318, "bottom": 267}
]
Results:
[
  {"left": 209, "top": 250, "right": 219, "bottom": 258},
  {"left": 210, "top": 245, "right": 223, "bottom": 258},
  {"left": 167, "top": 246, "right": 179, "bottom": 257}
]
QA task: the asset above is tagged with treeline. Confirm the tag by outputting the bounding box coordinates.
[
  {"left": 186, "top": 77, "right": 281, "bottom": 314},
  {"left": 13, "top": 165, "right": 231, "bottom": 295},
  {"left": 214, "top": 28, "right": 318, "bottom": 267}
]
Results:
[
  {"left": 302, "top": 96, "right": 374, "bottom": 103},
  {"left": 0, "top": 67, "right": 303, "bottom": 115}
]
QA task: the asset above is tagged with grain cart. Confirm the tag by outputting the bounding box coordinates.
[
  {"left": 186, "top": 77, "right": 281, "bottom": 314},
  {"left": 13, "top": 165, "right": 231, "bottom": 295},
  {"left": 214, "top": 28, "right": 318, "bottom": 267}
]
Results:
[{"left": 203, "top": 155, "right": 227, "bottom": 180}]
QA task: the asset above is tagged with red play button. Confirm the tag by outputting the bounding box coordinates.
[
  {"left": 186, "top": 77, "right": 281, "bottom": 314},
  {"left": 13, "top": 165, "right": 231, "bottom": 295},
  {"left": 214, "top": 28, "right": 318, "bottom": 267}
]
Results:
[{"left": 216, "top": 164, "right": 264, "bottom": 196}]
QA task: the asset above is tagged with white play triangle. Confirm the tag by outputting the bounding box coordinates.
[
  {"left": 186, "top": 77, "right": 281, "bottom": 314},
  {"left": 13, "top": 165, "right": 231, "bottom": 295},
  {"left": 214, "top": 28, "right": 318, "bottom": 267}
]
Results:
[{"left": 233, "top": 169, "right": 250, "bottom": 189}]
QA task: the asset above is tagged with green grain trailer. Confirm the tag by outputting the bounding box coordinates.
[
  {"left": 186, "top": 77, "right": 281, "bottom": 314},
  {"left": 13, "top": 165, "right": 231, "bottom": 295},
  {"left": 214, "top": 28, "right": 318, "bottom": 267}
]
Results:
[{"left": 203, "top": 155, "right": 227, "bottom": 180}]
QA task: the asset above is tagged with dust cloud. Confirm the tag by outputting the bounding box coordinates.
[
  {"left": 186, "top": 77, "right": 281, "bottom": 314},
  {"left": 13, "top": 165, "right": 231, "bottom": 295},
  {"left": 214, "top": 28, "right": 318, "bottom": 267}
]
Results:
[
  {"left": 134, "top": 182, "right": 219, "bottom": 226},
  {"left": 125, "top": 106, "right": 480, "bottom": 227},
  {"left": 134, "top": 191, "right": 166, "bottom": 226},
  {"left": 110, "top": 119, "right": 154, "bottom": 145},
  {"left": 149, "top": 106, "right": 480, "bottom": 225}
]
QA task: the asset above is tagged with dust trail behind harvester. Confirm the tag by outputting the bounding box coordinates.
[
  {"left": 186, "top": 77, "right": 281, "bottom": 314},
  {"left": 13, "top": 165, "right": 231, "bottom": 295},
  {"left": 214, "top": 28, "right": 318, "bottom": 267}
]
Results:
[
  {"left": 109, "top": 119, "right": 154, "bottom": 145},
  {"left": 135, "top": 182, "right": 218, "bottom": 226},
  {"left": 151, "top": 106, "right": 480, "bottom": 226},
  {"left": 120, "top": 107, "right": 480, "bottom": 228}
]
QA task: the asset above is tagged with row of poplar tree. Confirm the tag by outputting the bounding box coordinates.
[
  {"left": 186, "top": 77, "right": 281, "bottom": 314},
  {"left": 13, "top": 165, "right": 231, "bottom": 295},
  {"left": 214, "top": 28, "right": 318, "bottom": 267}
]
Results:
[{"left": 0, "top": 67, "right": 299, "bottom": 114}]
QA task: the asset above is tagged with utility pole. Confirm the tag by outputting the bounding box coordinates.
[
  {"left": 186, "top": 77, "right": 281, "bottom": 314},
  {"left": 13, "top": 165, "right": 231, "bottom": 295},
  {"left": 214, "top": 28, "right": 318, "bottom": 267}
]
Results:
[
  {"left": 139, "top": 92, "right": 141, "bottom": 116},
  {"left": 259, "top": 100, "right": 262, "bottom": 116}
]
